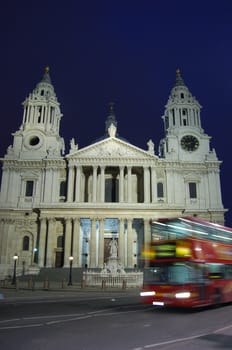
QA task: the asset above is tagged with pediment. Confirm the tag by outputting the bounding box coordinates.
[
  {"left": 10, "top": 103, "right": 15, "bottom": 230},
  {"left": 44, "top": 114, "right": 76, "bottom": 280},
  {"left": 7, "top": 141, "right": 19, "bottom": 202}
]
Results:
[{"left": 66, "top": 137, "right": 157, "bottom": 160}]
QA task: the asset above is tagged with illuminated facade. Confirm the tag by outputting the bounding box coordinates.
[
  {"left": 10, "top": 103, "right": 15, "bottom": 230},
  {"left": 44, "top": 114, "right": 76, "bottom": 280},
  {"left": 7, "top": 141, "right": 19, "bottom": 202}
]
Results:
[{"left": 0, "top": 68, "right": 225, "bottom": 278}]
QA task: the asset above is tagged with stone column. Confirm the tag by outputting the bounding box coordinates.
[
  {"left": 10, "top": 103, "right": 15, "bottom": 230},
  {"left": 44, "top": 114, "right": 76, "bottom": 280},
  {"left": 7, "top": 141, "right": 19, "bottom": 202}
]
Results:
[
  {"left": 38, "top": 218, "right": 47, "bottom": 267},
  {"left": 67, "top": 166, "right": 74, "bottom": 202},
  {"left": 92, "top": 166, "right": 97, "bottom": 202},
  {"left": 127, "top": 218, "right": 133, "bottom": 267},
  {"left": 144, "top": 218, "right": 151, "bottom": 267},
  {"left": 64, "top": 218, "right": 72, "bottom": 267},
  {"left": 0, "top": 220, "right": 9, "bottom": 265},
  {"left": 144, "top": 166, "right": 150, "bottom": 203},
  {"left": 46, "top": 218, "right": 56, "bottom": 267},
  {"left": 89, "top": 218, "right": 96, "bottom": 267},
  {"left": 75, "top": 166, "right": 81, "bottom": 202},
  {"left": 127, "top": 166, "right": 132, "bottom": 203},
  {"left": 0, "top": 168, "right": 9, "bottom": 203},
  {"left": 100, "top": 166, "right": 105, "bottom": 202},
  {"left": 119, "top": 166, "right": 124, "bottom": 203},
  {"left": 98, "top": 219, "right": 105, "bottom": 268},
  {"left": 151, "top": 167, "right": 157, "bottom": 203},
  {"left": 72, "top": 218, "right": 80, "bottom": 267},
  {"left": 118, "top": 218, "right": 125, "bottom": 265},
  {"left": 0, "top": 220, "right": 4, "bottom": 264},
  {"left": 167, "top": 169, "right": 174, "bottom": 204}
]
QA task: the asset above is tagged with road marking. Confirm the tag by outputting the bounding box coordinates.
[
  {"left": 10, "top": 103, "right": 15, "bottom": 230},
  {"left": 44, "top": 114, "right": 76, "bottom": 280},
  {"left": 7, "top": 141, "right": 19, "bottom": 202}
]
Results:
[
  {"left": 0, "top": 306, "right": 147, "bottom": 330},
  {"left": 213, "top": 324, "right": 232, "bottom": 333},
  {"left": 0, "top": 323, "right": 42, "bottom": 330},
  {"left": 46, "top": 315, "right": 92, "bottom": 325},
  {"left": 131, "top": 323, "right": 232, "bottom": 349},
  {"left": 0, "top": 318, "right": 20, "bottom": 323}
]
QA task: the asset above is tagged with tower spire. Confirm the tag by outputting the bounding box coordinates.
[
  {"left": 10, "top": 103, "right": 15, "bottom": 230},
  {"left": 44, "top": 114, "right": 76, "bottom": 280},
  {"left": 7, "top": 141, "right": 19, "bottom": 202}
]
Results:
[
  {"left": 41, "top": 66, "right": 52, "bottom": 84},
  {"left": 175, "top": 68, "right": 185, "bottom": 86},
  {"left": 105, "top": 102, "right": 118, "bottom": 137}
]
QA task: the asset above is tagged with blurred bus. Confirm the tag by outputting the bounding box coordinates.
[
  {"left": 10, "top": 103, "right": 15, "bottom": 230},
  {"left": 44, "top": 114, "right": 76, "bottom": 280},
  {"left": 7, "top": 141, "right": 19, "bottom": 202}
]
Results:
[{"left": 140, "top": 216, "right": 232, "bottom": 308}]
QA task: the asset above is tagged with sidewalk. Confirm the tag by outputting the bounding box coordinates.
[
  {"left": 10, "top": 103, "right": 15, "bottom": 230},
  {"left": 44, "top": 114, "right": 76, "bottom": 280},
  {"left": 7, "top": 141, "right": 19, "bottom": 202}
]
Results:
[{"left": 0, "top": 280, "right": 140, "bottom": 302}]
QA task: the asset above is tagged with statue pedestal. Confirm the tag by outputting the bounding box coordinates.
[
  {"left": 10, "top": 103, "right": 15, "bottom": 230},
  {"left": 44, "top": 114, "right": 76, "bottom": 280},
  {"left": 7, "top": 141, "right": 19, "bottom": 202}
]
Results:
[{"left": 101, "top": 256, "right": 125, "bottom": 276}]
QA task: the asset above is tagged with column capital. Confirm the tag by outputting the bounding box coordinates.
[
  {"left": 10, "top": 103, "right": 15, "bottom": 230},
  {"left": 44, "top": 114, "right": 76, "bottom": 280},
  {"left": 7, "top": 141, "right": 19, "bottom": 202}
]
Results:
[
  {"left": 73, "top": 217, "right": 81, "bottom": 223},
  {"left": 64, "top": 217, "right": 73, "bottom": 224},
  {"left": 47, "top": 217, "right": 56, "bottom": 223},
  {"left": 40, "top": 217, "right": 47, "bottom": 223}
]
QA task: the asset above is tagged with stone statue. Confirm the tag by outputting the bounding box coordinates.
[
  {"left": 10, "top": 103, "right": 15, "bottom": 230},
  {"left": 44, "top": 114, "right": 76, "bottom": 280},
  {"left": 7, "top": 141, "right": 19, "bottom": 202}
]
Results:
[
  {"left": 70, "top": 138, "right": 78, "bottom": 153},
  {"left": 109, "top": 238, "right": 118, "bottom": 258},
  {"left": 147, "top": 139, "right": 154, "bottom": 154}
]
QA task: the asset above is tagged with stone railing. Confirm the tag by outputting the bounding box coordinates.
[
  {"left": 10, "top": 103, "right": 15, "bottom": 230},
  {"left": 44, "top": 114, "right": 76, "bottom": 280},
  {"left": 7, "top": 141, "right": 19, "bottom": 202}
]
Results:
[{"left": 82, "top": 270, "right": 143, "bottom": 288}]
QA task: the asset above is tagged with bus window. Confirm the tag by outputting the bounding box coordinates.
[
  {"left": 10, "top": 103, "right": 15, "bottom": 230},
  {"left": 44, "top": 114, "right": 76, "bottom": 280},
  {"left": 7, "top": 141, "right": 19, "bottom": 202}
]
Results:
[{"left": 207, "top": 263, "right": 224, "bottom": 279}]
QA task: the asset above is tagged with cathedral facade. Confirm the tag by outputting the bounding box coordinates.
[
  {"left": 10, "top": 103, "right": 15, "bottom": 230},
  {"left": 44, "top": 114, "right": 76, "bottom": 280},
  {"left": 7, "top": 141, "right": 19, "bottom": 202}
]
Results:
[{"left": 0, "top": 68, "right": 225, "bottom": 278}]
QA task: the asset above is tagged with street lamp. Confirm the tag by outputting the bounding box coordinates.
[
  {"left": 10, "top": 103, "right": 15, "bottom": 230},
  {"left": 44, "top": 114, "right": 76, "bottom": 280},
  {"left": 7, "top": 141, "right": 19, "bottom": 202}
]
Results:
[
  {"left": 68, "top": 256, "right": 74, "bottom": 286},
  {"left": 11, "top": 253, "right": 18, "bottom": 285}
]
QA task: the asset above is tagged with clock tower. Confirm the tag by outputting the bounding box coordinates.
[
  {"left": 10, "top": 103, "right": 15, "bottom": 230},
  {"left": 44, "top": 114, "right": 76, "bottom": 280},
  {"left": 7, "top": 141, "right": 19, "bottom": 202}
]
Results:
[
  {"left": 159, "top": 69, "right": 217, "bottom": 162},
  {"left": 6, "top": 67, "right": 65, "bottom": 161}
]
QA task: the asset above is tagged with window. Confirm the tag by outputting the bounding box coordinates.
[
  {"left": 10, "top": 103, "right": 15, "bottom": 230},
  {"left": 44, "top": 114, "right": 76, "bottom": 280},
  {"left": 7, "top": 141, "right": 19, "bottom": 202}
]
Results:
[
  {"left": 105, "top": 178, "right": 118, "bottom": 202},
  {"left": 157, "top": 182, "right": 164, "bottom": 198},
  {"left": 25, "top": 181, "right": 34, "bottom": 197},
  {"left": 57, "top": 235, "right": 64, "bottom": 248},
  {"left": 172, "top": 109, "right": 175, "bottom": 126},
  {"left": 38, "top": 107, "right": 42, "bottom": 123},
  {"left": 59, "top": 181, "right": 67, "bottom": 197},
  {"left": 165, "top": 116, "right": 169, "bottom": 129},
  {"left": 23, "top": 236, "right": 30, "bottom": 251},
  {"left": 189, "top": 182, "right": 197, "bottom": 199}
]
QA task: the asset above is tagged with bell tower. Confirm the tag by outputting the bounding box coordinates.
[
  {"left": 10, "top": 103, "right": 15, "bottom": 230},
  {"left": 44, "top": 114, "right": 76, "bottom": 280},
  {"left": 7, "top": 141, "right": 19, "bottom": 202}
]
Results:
[
  {"left": 6, "top": 67, "right": 65, "bottom": 160},
  {"left": 159, "top": 69, "right": 216, "bottom": 162}
]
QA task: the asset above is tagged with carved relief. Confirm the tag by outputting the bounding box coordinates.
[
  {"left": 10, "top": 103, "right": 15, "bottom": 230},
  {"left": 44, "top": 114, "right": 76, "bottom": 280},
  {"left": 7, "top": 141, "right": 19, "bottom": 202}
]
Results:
[
  {"left": 76, "top": 139, "right": 153, "bottom": 159},
  {"left": 15, "top": 219, "right": 36, "bottom": 229}
]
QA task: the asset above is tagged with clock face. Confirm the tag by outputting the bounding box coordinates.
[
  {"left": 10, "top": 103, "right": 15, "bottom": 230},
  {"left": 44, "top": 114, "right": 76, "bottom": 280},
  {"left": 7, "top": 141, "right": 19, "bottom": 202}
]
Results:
[
  {"left": 181, "top": 135, "right": 199, "bottom": 151},
  {"left": 29, "top": 136, "right": 40, "bottom": 146},
  {"left": 24, "top": 133, "right": 43, "bottom": 150}
]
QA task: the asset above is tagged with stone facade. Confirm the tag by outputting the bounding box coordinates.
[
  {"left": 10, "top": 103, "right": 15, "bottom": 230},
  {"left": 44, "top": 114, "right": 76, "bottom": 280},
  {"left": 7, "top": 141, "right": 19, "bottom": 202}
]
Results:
[{"left": 0, "top": 68, "right": 225, "bottom": 278}]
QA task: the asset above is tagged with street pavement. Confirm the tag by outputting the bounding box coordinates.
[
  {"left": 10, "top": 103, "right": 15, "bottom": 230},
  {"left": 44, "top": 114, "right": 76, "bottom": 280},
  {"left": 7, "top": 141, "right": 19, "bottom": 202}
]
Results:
[
  {"left": 0, "top": 280, "right": 140, "bottom": 302},
  {"left": 1, "top": 283, "right": 232, "bottom": 350}
]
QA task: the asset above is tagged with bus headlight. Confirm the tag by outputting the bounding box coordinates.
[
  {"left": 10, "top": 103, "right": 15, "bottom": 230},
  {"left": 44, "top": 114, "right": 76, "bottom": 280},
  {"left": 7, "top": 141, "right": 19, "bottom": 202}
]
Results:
[
  {"left": 140, "top": 291, "right": 156, "bottom": 297},
  {"left": 175, "top": 292, "right": 191, "bottom": 299}
]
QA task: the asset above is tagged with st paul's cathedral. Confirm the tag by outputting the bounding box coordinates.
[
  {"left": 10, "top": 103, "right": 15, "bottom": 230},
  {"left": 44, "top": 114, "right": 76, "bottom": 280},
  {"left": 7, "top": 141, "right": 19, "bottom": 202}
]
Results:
[{"left": 0, "top": 68, "right": 225, "bottom": 278}]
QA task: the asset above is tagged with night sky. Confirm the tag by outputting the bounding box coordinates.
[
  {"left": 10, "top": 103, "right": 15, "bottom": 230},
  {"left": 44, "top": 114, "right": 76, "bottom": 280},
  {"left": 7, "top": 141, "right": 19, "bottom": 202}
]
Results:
[{"left": 1, "top": 1, "right": 232, "bottom": 225}]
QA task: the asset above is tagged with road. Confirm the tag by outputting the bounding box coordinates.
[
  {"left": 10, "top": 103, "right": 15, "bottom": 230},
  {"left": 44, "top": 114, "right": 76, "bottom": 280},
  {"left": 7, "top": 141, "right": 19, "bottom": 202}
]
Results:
[{"left": 0, "top": 291, "right": 232, "bottom": 350}]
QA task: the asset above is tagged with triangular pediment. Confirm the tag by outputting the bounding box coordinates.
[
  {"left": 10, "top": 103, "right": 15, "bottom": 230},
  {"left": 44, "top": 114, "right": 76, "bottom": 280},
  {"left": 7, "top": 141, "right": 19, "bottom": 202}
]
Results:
[{"left": 66, "top": 137, "right": 157, "bottom": 160}]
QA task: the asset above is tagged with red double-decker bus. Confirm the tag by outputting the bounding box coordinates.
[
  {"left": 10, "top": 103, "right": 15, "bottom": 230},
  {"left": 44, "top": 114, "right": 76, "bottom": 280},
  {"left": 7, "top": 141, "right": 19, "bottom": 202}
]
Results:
[{"left": 140, "top": 216, "right": 232, "bottom": 308}]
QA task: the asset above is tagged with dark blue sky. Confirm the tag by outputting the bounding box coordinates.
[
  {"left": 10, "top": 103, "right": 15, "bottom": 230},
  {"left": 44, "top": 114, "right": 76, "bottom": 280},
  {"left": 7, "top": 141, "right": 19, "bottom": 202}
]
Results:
[{"left": 1, "top": 1, "right": 232, "bottom": 225}]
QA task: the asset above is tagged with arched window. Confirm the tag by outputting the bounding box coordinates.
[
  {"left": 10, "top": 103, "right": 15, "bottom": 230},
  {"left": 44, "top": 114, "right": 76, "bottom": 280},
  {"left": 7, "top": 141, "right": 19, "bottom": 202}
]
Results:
[
  {"left": 57, "top": 235, "right": 64, "bottom": 248},
  {"left": 22, "top": 236, "right": 30, "bottom": 251},
  {"left": 157, "top": 182, "right": 164, "bottom": 198}
]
